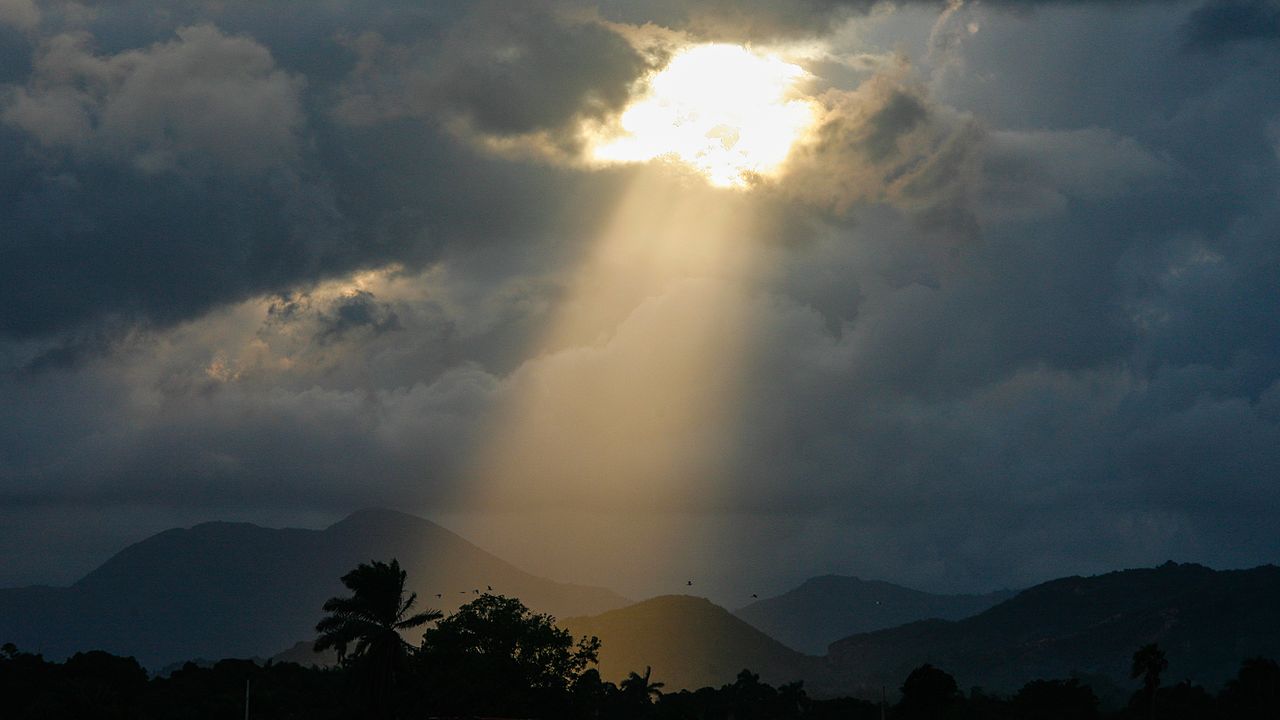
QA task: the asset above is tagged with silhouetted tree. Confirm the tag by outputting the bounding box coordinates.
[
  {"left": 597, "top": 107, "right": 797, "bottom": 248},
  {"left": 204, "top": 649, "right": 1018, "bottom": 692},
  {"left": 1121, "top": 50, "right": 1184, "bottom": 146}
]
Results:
[
  {"left": 739, "top": 672, "right": 805, "bottom": 719},
  {"left": 1130, "top": 643, "right": 1168, "bottom": 718},
  {"left": 621, "top": 665, "right": 665, "bottom": 705},
  {"left": 805, "top": 695, "right": 881, "bottom": 720},
  {"left": 314, "top": 558, "right": 440, "bottom": 717},
  {"left": 1220, "top": 657, "right": 1280, "bottom": 719},
  {"left": 1153, "top": 679, "right": 1214, "bottom": 720},
  {"left": 141, "top": 657, "right": 349, "bottom": 720},
  {"left": 417, "top": 593, "right": 600, "bottom": 717},
  {"left": 1012, "top": 678, "right": 1100, "bottom": 720},
  {"left": 569, "top": 667, "right": 619, "bottom": 720},
  {"left": 896, "top": 664, "right": 961, "bottom": 720}
]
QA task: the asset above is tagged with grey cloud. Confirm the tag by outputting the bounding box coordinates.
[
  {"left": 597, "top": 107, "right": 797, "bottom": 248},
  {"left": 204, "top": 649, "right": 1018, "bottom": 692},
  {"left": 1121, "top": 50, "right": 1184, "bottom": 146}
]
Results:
[
  {"left": 1183, "top": 0, "right": 1280, "bottom": 50},
  {"left": 3, "top": 25, "right": 305, "bottom": 174},
  {"left": 429, "top": 4, "right": 647, "bottom": 138},
  {"left": 272, "top": 290, "right": 402, "bottom": 345},
  {"left": 0, "top": 300, "right": 502, "bottom": 516},
  {"left": 0, "top": 5, "right": 637, "bottom": 343},
  {"left": 333, "top": 3, "right": 647, "bottom": 144},
  {"left": 0, "top": 0, "right": 37, "bottom": 31},
  {"left": 1, "top": 0, "right": 1279, "bottom": 600},
  {"left": 594, "top": 0, "right": 1161, "bottom": 42},
  {"left": 978, "top": 127, "right": 1171, "bottom": 222},
  {"left": 595, "top": 0, "right": 879, "bottom": 41},
  {"left": 780, "top": 67, "right": 983, "bottom": 214},
  {"left": 715, "top": 267, "right": 1279, "bottom": 590},
  {"left": 863, "top": 90, "right": 929, "bottom": 161},
  {"left": 0, "top": 23, "right": 337, "bottom": 341},
  {"left": 0, "top": 135, "right": 344, "bottom": 339}
]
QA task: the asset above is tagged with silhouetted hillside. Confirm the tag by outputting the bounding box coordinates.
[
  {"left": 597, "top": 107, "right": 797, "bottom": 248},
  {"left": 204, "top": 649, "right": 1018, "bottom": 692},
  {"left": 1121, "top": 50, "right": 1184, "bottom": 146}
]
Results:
[
  {"left": 270, "top": 640, "right": 338, "bottom": 668},
  {"left": 562, "top": 595, "right": 823, "bottom": 692},
  {"left": 826, "top": 562, "right": 1280, "bottom": 696},
  {"left": 735, "top": 575, "right": 1013, "bottom": 654},
  {"left": 0, "top": 509, "right": 627, "bottom": 668}
]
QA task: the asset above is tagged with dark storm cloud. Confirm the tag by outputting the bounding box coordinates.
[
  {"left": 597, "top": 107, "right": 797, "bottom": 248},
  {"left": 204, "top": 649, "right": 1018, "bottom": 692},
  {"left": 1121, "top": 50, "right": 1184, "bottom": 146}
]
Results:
[
  {"left": 0, "top": 23, "right": 326, "bottom": 339},
  {"left": 279, "top": 290, "right": 402, "bottom": 345},
  {"left": 682, "top": 0, "right": 1278, "bottom": 591},
  {"left": 0, "top": 0, "right": 37, "bottom": 32},
  {"left": 1183, "top": 0, "right": 1280, "bottom": 49},
  {"left": 779, "top": 67, "right": 985, "bottom": 221},
  {"left": 595, "top": 0, "right": 1163, "bottom": 41},
  {"left": 428, "top": 4, "right": 647, "bottom": 137},
  {"left": 331, "top": 1, "right": 649, "bottom": 156},
  {"left": 0, "top": 0, "right": 1278, "bottom": 599},
  {"left": 0, "top": 2, "right": 638, "bottom": 344},
  {"left": 596, "top": 0, "right": 879, "bottom": 40},
  {"left": 861, "top": 91, "right": 929, "bottom": 161}
]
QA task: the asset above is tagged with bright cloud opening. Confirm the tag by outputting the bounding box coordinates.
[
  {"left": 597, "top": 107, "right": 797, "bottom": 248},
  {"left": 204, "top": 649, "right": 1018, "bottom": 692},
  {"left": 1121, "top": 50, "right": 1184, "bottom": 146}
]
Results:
[{"left": 592, "top": 44, "right": 816, "bottom": 188}]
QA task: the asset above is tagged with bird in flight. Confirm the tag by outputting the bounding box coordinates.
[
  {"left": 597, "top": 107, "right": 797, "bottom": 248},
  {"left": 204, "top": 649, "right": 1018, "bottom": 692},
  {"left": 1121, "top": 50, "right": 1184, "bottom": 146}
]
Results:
[{"left": 686, "top": 580, "right": 693, "bottom": 586}]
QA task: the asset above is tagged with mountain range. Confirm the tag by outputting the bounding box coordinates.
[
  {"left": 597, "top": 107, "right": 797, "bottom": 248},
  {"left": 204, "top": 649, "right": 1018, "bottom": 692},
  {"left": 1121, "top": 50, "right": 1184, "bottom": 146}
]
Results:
[
  {"left": 562, "top": 595, "right": 823, "bottom": 691},
  {"left": 3, "top": 509, "right": 1278, "bottom": 700},
  {"left": 825, "top": 562, "right": 1280, "bottom": 695},
  {"left": 0, "top": 508, "right": 626, "bottom": 668},
  {"left": 734, "top": 574, "right": 1014, "bottom": 654}
]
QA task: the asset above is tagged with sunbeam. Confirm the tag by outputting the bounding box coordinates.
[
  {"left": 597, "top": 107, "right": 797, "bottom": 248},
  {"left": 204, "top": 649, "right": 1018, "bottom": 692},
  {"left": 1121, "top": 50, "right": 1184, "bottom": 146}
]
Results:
[
  {"left": 457, "top": 40, "right": 827, "bottom": 593},
  {"left": 461, "top": 167, "right": 771, "bottom": 592}
]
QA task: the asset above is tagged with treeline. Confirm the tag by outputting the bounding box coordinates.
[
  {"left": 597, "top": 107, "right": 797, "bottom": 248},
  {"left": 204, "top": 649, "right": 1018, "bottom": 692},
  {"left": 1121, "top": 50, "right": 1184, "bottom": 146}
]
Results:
[
  {"left": 3, "top": 642, "right": 1279, "bottom": 720},
  {"left": 2, "top": 558, "right": 1278, "bottom": 719}
]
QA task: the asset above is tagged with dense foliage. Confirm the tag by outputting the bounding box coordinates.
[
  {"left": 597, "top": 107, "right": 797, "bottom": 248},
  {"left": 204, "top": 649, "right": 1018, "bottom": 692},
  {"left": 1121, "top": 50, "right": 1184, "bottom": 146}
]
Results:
[
  {"left": 3, "top": 558, "right": 1279, "bottom": 719},
  {"left": 4, "top": 640, "right": 1279, "bottom": 720},
  {"left": 413, "top": 593, "right": 600, "bottom": 717}
]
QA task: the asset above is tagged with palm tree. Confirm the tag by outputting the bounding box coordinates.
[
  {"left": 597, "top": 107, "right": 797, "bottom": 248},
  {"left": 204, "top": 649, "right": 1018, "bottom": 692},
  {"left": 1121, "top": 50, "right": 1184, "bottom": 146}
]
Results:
[
  {"left": 1131, "top": 643, "right": 1168, "bottom": 718},
  {"left": 315, "top": 559, "right": 441, "bottom": 715},
  {"left": 621, "top": 665, "right": 664, "bottom": 705}
]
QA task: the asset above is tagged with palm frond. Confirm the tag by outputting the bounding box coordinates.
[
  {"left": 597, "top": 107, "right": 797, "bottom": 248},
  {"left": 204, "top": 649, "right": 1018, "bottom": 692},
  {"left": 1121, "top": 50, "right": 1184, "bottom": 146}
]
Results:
[{"left": 398, "top": 608, "right": 442, "bottom": 630}]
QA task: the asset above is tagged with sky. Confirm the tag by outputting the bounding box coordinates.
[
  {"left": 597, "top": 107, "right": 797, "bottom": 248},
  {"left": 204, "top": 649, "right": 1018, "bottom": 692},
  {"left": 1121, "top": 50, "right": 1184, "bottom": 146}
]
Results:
[{"left": 1, "top": 0, "right": 1279, "bottom": 603}]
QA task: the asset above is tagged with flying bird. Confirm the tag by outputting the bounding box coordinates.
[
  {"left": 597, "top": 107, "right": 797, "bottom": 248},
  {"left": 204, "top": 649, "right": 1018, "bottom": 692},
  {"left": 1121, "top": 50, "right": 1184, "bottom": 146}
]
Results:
[
  {"left": 487, "top": 585, "right": 493, "bottom": 591},
  {"left": 686, "top": 580, "right": 693, "bottom": 586}
]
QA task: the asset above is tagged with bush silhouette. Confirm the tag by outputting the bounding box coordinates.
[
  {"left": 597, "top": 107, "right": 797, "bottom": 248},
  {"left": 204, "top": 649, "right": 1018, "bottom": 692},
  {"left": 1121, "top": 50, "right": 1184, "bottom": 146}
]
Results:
[
  {"left": 1220, "top": 657, "right": 1280, "bottom": 719},
  {"left": 896, "top": 663, "right": 961, "bottom": 719},
  {"left": 1013, "top": 678, "right": 1100, "bottom": 720}
]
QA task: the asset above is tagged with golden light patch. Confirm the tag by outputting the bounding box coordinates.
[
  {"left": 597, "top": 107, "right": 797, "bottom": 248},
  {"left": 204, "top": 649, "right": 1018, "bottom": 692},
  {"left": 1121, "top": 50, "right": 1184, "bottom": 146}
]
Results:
[{"left": 592, "top": 44, "right": 816, "bottom": 188}]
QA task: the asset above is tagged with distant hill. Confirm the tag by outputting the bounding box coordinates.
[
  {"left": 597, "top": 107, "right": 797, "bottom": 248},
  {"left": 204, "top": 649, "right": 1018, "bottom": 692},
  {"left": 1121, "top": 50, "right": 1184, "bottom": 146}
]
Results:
[
  {"left": 825, "top": 562, "right": 1280, "bottom": 696},
  {"left": 270, "top": 640, "right": 338, "bottom": 669},
  {"left": 0, "top": 508, "right": 627, "bottom": 669},
  {"left": 562, "top": 595, "right": 823, "bottom": 692},
  {"left": 734, "top": 575, "right": 1014, "bottom": 654}
]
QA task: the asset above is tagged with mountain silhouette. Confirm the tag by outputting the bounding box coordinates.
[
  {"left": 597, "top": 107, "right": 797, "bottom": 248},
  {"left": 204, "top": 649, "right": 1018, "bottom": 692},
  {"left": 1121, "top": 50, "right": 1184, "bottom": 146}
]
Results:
[
  {"left": 825, "top": 562, "right": 1280, "bottom": 695},
  {"left": 270, "top": 639, "right": 338, "bottom": 668},
  {"left": 734, "top": 575, "right": 1014, "bottom": 654},
  {"left": 0, "top": 508, "right": 627, "bottom": 668},
  {"left": 561, "top": 595, "right": 822, "bottom": 692}
]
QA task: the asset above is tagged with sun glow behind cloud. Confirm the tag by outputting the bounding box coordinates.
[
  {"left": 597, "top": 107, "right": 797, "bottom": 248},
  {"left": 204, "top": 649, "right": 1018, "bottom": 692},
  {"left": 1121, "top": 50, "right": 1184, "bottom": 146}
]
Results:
[{"left": 592, "top": 44, "right": 816, "bottom": 187}]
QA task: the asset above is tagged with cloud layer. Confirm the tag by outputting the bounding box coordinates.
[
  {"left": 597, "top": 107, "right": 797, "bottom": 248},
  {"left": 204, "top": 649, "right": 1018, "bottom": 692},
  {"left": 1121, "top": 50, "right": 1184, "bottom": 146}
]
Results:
[{"left": 1, "top": 0, "right": 1278, "bottom": 600}]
